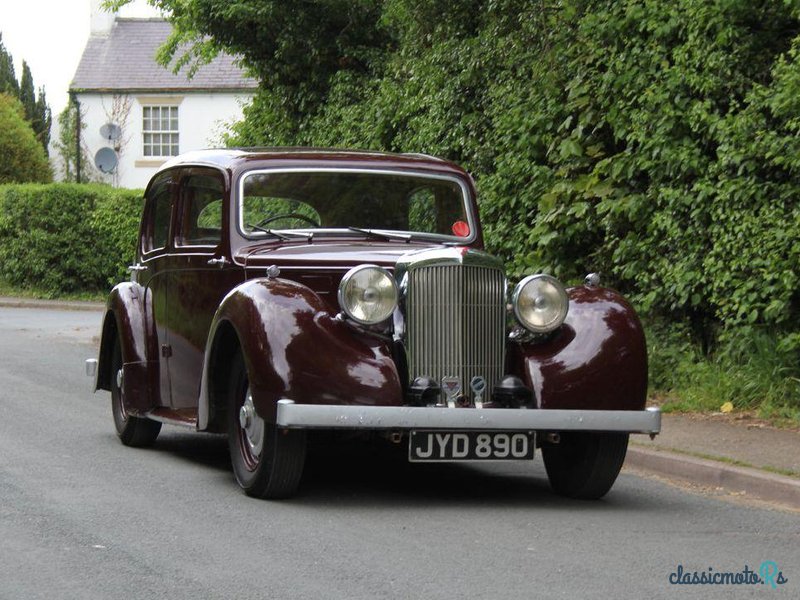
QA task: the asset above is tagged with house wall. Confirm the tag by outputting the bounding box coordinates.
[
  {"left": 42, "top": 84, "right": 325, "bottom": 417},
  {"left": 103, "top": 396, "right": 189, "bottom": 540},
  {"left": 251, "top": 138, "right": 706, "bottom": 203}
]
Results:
[{"left": 76, "top": 91, "right": 252, "bottom": 189}]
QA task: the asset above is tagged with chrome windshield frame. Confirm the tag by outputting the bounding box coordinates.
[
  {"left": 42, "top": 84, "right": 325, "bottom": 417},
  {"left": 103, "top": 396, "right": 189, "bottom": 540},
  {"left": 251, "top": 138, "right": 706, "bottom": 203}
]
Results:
[{"left": 236, "top": 167, "right": 478, "bottom": 245}]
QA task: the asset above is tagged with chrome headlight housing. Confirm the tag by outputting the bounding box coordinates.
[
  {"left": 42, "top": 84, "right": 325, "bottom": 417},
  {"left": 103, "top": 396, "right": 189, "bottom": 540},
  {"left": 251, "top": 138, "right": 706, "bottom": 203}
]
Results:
[
  {"left": 512, "top": 274, "right": 569, "bottom": 333},
  {"left": 338, "top": 265, "right": 398, "bottom": 325}
]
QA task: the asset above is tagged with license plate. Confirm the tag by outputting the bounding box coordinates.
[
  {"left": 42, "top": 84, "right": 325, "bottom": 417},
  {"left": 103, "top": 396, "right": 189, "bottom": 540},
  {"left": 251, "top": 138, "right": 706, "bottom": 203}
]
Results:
[{"left": 408, "top": 431, "right": 535, "bottom": 462}]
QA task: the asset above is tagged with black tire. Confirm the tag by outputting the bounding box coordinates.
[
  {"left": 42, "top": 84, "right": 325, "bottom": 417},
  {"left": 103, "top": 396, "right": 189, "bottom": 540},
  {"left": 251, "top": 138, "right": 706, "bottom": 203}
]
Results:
[
  {"left": 227, "top": 352, "right": 306, "bottom": 499},
  {"left": 542, "top": 432, "right": 628, "bottom": 499},
  {"left": 111, "top": 337, "right": 161, "bottom": 447}
]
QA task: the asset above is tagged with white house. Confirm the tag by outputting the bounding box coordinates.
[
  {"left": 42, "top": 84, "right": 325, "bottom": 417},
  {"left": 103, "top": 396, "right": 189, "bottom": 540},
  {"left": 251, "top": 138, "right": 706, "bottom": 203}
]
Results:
[{"left": 70, "top": 3, "right": 258, "bottom": 189}]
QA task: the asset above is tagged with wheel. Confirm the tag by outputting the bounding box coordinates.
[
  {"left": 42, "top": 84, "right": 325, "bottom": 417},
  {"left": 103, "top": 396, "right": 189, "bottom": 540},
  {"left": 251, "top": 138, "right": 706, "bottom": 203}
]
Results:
[
  {"left": 110, "top": 337, "right": 161, "bottom": 447},
  {"left": 541, "top": 432, "right": 628, "bottom": 499},
  {"left": 256, "top": 213, "right": 319, "bottom": 228},
  {"left": 228, "top": 352, "right": 306, "bottom": 499}
]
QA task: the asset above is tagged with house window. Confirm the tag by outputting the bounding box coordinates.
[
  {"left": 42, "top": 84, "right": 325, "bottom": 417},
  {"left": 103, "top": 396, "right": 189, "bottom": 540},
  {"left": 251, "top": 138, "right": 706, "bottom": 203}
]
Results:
[{"left": 143, "top": 105, "right": 179, "bottom": 157}]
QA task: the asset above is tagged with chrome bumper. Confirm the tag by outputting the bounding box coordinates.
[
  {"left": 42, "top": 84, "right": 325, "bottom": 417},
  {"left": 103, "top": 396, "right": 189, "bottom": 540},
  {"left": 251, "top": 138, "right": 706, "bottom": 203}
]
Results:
[{"left": 276, "top": 400, "right": 661, "bottom": 435}]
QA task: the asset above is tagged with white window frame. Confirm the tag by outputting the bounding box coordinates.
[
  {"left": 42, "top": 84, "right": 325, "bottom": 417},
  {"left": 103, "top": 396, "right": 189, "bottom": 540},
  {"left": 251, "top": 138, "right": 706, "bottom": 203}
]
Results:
[
  {"left": 136, "top": 94, "right": 184, "bottom": 158},
  {"left": 142, "top": 104, "right": 180, "bottom": 157}
]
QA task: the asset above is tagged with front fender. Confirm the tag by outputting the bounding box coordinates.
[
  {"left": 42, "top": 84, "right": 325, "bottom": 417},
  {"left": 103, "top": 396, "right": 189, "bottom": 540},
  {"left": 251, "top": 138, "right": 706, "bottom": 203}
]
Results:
[
  {"left": 96, "top": 281, "right": 158, "bottom": 413},
  {"left": 199, "top": 277, "right": 402, "bottom": 430},
  {"left": 508, "top": 286, "right": 647, "bottom": 411}
]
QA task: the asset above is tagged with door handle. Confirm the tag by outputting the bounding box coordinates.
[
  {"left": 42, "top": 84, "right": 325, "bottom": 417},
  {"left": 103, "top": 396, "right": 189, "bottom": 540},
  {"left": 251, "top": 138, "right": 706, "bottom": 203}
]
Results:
[
  {"left": 207, "top": 257, "right": 231, "bottom": 268},
  {"left": 127, "top": 263, "right": 148, "bottom": 272}
]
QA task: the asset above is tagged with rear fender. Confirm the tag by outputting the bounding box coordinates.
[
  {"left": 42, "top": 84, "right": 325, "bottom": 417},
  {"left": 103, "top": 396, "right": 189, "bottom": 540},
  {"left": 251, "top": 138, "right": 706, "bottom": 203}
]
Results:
[
  {"left": 199, "top": 278, "right": 401, "bottom": 431},
  {"left": 96, "top": 282, "right": 159, "bottom": 413},
  {"left": 508, "top": 286, "right": 647, "bottom": 411}
]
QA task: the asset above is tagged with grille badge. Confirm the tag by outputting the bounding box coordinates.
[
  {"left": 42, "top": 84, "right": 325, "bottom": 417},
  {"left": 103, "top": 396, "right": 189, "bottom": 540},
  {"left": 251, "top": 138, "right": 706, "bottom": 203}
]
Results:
[
  {"left": 470, "top": 376, "right": 487, "bottom": 409},
  {"left": 441, "top": 376, "right": 461, "bottom": 409}
]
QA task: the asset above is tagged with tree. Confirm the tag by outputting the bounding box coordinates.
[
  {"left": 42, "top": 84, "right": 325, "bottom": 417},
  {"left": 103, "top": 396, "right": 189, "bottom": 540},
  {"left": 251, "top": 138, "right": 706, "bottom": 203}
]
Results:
[
  {"left": 18, "top": 62, "right": 50, "bottom": 154},
  {"left": 0, "top": 94, "right": 52, "bottom": 183},
  {"left": 19, "top": 61, "right": 35, "bottom": 120},
  {"left": 16, "top": 61, "right": 50, "bottom": 154},
  {"left": 0, "top": 33, "right": 19, "bottom": 96},
  {"left": 0, "top": 37, "right": 51, "bottom": 154},
  {"left": 32, "top": 86, "right": 52, "bottom": 152}
]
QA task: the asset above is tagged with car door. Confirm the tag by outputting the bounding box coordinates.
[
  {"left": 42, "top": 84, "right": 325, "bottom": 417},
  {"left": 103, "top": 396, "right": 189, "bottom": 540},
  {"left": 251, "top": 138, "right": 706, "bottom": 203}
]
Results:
[
  {"left": 166, "top": 167, "right": 244, "bottom": 410},
  {"left": 137, "top": 171, "right": 176, "bottom": 408}
]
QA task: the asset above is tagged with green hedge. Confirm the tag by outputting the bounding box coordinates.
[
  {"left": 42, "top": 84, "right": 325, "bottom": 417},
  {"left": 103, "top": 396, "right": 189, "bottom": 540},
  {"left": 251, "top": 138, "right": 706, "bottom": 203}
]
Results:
[{"left": 0, "top": 184, "right": 143, "bottom": 295}]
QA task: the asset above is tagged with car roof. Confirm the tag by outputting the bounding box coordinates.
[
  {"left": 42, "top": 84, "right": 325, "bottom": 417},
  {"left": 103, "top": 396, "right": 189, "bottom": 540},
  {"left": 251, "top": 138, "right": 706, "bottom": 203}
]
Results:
[{"left": 156, "top": 148, "right": 466, "bottom": 176}]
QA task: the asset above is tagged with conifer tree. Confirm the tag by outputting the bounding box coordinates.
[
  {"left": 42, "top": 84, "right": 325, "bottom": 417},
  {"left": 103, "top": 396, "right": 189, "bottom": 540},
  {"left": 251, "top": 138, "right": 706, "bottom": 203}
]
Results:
[
  {"left": 19, "top": 61, "right": 35, "bottom": 120},
  {"left": 0, "top": 33, "right": 19, "bottom": 96},
  {"left": 33, "top": 86, "right": 52, "bottom": 152},
  {"left": 1, "top": 49, "right": 52, "bottom": 154}
]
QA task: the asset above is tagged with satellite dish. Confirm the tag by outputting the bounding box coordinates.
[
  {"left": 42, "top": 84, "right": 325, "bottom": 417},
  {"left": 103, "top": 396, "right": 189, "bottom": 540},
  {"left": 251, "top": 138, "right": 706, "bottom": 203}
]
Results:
[
  {"left": 95, "top": 147, "right": 118, "bottom": 174},
  {"left": 100, "top": 122, "right": 122, "bottom": 141}
]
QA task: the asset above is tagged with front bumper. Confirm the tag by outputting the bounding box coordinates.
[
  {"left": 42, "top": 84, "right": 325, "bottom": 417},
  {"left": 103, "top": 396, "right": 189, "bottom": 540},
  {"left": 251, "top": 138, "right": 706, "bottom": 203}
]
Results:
[{"left": 276, "top": 400, "right": 661, "bottom": 435}]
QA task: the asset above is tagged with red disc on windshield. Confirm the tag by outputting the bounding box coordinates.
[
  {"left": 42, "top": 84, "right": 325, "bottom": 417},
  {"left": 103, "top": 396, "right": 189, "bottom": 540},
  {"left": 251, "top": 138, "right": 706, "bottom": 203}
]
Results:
[{"left": 452, "top": 220, "right": 470, "bottom": 237}]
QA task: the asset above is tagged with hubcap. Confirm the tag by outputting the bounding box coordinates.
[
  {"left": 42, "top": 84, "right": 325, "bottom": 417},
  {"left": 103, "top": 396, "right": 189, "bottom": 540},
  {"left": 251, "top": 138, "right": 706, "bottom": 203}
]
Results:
[
  {"left": 239, "top": 387, "right": 264, "bottom": 459},
  {"left": 115, "top": 367, "right": 128, "bottom": 421}
]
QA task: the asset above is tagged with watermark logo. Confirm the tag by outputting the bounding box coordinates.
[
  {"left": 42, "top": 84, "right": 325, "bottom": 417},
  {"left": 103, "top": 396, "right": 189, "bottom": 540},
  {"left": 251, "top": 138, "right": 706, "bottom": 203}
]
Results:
[
  {"left": 761, "top": 562, "right": 789, "bottom": 590},
  {"left": 668, "top": 562, "right": 788, "bottom": 588}
]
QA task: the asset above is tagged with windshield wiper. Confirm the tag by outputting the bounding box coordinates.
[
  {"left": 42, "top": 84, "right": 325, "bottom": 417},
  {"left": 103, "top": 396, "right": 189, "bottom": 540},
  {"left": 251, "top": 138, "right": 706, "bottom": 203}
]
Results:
[
  {"left": 347, "top": 227, "right": 413, "bottom": 243},
  {"left": 248, "top": 225, "right": 291, "bottom": 240},
  {"left": 249, "top": 226, "right": 313, "bottom": 242}
]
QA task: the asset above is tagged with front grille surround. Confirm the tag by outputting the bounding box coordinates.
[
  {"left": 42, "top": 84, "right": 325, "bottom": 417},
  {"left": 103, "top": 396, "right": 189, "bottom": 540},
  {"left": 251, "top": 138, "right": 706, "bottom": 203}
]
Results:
[{"left": 397, "top": 248, "right": 507, "bottom": 403}]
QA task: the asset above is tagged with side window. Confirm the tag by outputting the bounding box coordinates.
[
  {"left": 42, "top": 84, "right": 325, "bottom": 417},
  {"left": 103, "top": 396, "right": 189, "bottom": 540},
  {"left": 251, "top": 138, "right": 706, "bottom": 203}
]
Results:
[
  {"left": 143, "top": 178, "right": 173, "bottom": 253},
  {"left": 177, "top": 173, "right": 224, "bottom": 247}
]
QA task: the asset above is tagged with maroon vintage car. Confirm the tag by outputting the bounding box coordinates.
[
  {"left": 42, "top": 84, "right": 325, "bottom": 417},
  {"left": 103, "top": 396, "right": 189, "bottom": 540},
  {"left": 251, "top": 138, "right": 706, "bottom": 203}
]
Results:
[{"left": 87, "top": 148, "right": 660, "bottom": 499}]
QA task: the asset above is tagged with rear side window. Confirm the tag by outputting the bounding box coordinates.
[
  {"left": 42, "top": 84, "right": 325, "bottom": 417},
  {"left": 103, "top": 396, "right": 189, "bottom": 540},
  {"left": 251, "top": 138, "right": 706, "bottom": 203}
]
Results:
[{"left": 143, "top": 177, "right": 173, "bottom": 253}]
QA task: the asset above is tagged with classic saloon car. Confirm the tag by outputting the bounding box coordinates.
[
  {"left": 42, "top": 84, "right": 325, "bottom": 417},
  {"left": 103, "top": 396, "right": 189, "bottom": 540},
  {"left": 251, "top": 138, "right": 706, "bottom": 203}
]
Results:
[{"left": 88, "top": 148, "right": 660, "bottom": 500}]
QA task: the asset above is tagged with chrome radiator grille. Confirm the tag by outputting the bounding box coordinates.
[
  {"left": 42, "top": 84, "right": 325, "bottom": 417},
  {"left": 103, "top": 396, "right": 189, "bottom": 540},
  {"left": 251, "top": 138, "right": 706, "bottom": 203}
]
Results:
[{"left": 405, "top": 264, "right": 507, "bottom": 402}]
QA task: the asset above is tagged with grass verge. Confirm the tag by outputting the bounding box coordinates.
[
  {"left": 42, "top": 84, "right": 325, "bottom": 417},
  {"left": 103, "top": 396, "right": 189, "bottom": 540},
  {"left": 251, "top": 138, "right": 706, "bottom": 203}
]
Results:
[
  {"left": 647, "top": 321, "right": 800, "bottom": 427},
  {"left": 0, "top": 278, "right": 105, "bottom": 303}
]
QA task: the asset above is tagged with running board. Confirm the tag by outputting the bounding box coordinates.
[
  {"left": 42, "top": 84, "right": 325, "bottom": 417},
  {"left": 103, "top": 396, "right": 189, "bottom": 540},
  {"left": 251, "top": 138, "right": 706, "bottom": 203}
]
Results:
[{"left": 145, "top": 408, "right": 198, "bottom": 429}]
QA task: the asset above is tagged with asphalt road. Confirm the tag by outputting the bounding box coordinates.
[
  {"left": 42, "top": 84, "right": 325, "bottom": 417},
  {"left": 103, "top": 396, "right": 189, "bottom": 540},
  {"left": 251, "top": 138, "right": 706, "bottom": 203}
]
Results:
[{"left": 0, "top": 306, "right": 798, "bottom": 599}]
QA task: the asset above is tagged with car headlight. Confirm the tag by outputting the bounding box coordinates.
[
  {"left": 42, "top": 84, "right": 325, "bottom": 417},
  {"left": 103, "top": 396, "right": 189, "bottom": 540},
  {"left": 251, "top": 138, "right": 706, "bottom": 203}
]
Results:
[
  {"left": 338, "top": 265, "right": 398, "bottom": 325},
  {"left": 512, "top": 274, "right": 569, "bottom": 333}
]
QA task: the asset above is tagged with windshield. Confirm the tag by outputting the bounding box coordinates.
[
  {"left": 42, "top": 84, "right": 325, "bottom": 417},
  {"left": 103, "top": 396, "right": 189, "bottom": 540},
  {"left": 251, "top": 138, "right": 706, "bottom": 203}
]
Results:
[{"left": 239, "top": 169, "right": 473, "bottom": 241}]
